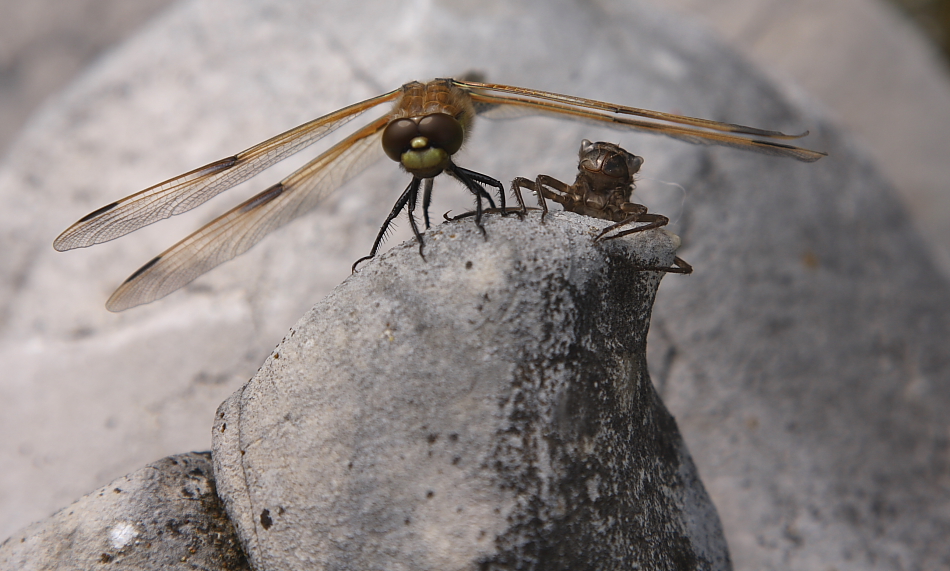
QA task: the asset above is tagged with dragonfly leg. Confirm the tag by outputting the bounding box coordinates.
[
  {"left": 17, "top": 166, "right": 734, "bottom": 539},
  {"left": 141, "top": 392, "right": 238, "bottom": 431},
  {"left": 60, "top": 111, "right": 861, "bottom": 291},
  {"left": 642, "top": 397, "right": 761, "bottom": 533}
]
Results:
[
  {"left": 441, "top": 206, "right": 538, "bottom": 222},
  {"left": 421, "top": 178, "right": 435, "bottom": 229},
  {"left": 447, "top": 164, "right": 490, "bottom": 238},
  {"left": 352, "top": 177, "right": 421, "bottom": 272},
  {"left": 596, "top": 212, "right": 668, "bottom": 241},
  {"left": 510, "top": 177, "right": 538, "bottom": 219},
  {"left": 535, "top": 174, "right": 575, "bottom": 224},
  {"left": 632, "top": 256, "right": 693, "bottom": 275},
  {"left": 452, "top": 164, "right": 508, "bottom": 213},
  {"left": 449, "top": 167, "right": 496, "bottom": 211},
  {"left": 405, "top": 178, "right": 426, "bottom": 259}
]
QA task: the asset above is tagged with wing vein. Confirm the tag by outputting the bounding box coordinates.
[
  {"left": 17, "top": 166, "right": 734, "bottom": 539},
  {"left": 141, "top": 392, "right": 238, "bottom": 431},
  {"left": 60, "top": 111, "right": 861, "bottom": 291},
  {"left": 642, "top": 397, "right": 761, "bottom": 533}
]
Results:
[
  {"left": 466, "top": 89, "right": 826, "bottom": 162},
  {"left": 105, "top": 115, "right": 391, "bottom": 311},
  {"left": 54, "top": 88, "right": 401, "bottom": 251}
]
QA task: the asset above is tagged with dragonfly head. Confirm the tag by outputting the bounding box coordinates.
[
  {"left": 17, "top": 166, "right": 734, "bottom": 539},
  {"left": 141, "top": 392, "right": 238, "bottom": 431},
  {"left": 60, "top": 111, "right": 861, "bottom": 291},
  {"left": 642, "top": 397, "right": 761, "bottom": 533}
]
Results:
[
  {"left": 383, "top": 113, "right": 464, "bottom": 178},
  {"left": 577, "top": 139, "right": 644, "bottom": 183}
]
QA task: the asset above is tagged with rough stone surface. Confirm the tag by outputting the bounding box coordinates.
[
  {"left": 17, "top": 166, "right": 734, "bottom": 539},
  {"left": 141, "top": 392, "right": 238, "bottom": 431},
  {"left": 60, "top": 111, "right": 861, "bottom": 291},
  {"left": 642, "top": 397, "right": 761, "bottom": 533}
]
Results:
[
  {"left": 0, "top": 451, "right": 249, "bottom": 571},
  {"left": 1, "top": 0, "right": 949, "bottom": 569},
  {"left": 0, "top": 0, "right": 802, "bottom": 540},
  {"left": 213, "top": 212, "right": 728, "bottom": 571}
]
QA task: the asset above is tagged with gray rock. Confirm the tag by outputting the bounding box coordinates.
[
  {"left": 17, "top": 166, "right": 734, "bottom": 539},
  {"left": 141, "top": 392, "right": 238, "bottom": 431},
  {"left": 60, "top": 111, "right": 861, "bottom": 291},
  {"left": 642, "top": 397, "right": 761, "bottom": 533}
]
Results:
[
  {"left": 653, "top": 0, "right": 950, "bottom": 276},
  {"left": 0, "top": 451, "right": 249, "bottom": 571},
  {"left": 213, "top": 213, "right": 729, "bottom": 571},
  {"left": 638, "top": 43, "right": 950, "bottom": 571},
  {"left": 1, "top": 0, "right": 948, "bottom": 569}
]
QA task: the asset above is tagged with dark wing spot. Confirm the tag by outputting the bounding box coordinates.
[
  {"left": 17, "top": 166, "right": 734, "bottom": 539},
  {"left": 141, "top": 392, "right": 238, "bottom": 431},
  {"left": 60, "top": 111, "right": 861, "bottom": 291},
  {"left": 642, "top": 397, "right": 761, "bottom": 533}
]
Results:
[
  {"left": 758, "top": 140, "right": 797, "bottom": 150},
  {"left": 204, "top": 156, "right": 240, "bottom": 173},
  {"left": 755, "top": 139, "right": 827, "bottom": 161},
  {"left": 240, "top": 183, "right": 285, "bottom": 213},
  {"left": 260, "top": 509, "right": 273, "bottom": 530},
  {"left": 124, "top": 256, "right": 161, "bottom": 283},
  {"left": 78, "top": 201, "right": 119, "bottom": 223}
]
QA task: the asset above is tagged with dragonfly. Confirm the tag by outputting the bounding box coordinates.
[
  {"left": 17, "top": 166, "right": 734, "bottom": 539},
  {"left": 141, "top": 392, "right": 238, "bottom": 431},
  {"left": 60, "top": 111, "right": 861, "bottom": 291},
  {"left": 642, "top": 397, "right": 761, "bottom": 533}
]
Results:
[
  {"left": 53, "top": 77, "right": 825, "bottom": 311},
  {"left": 510, "top": 139, "right": 692, "bottom": 274}
]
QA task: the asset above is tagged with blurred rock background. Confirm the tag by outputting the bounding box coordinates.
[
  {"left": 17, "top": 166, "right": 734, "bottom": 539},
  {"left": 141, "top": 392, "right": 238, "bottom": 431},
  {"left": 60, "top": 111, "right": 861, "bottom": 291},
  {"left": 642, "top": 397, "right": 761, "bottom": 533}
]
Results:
[
  {"left": 0, "top": 1, "right": 171, "bottom": 157},
  {"left": 3, "top": 0, "right": 949, "bottom": 271},
  {"left": 2, "top": 0, "right": 949, "bottom": 560}
]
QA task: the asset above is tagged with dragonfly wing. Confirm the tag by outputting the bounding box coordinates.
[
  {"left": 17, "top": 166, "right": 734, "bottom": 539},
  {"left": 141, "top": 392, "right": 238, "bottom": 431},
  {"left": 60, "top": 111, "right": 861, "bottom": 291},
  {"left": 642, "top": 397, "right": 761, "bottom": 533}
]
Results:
[
  {"left": 105, "top": 115, "right": 390, "bottom": 312},
  {"left": 468, "top": 91, "right": 825, "bottom": 162},
  {"left": 459, "top": 81, "right": 825, "bottom": 162},
  {"left": 455, "top": 79, "right": 810, "bottom": 138},
  {"left": 54, "top": 88, "right": 402, "bottom": 251}
]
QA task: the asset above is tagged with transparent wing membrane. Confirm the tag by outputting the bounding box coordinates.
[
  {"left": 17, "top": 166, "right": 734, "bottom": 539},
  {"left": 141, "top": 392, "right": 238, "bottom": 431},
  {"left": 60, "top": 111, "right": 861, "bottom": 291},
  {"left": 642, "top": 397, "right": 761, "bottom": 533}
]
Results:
[
  {"left": 106, "top": 116, "right": 389, "bottom": 311},
  {"left": 54, "top": 88, "right": 401, "bottom": 251},
  {"left": 53, "top": 79, "right": 824, "bottom": 311},
  {"left": 458, "top": 80, "right": 824, "bottom": 162}
]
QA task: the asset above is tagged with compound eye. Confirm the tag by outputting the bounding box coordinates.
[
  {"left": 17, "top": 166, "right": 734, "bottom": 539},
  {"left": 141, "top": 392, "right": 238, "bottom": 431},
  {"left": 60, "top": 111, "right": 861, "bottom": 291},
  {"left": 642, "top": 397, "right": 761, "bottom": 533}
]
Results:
[
  {"left": 382, "top": 118, "right": 420, "bottom": 161},
  {"left": 418, "top": 113, "right": 464, "bottom": 156},
  {"left": 625, "top": 154, "right": 644, "bottom": 174},
  {"left": 601, "top": 154, "right": 628, "bottom": 178}
]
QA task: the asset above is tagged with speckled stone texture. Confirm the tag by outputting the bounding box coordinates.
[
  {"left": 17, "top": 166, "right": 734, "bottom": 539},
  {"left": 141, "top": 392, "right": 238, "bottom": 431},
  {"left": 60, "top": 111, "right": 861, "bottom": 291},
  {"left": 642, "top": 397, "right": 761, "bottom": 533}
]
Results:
[
  {"left": 213, "top": 213, "right": 729, "bottom": 571},
  {"left": 3, "top": 0, "right": 949, "bottom": 569},
  {"left": 0, "top": 452, "right": 249, "bottom": 571}
]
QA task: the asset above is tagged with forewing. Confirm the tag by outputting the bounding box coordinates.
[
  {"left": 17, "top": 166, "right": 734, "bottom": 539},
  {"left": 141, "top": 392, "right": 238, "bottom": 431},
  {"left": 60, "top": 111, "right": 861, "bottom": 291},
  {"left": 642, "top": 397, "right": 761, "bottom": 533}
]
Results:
[
  {"left": 54, "top": 88, "right": 401, "bottom": 251},
  {"left": 456, "top": 80, "right": 825, "bottom": 162},
  {"left": 105, "top": 115, "right": 390, "bottom": 312}
]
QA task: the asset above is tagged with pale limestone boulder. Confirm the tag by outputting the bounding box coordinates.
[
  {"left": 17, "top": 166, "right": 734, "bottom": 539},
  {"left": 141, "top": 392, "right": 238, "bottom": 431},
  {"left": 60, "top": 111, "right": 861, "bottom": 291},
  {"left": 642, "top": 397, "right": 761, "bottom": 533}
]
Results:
[
  {"left": 2, "top": 0, "right": 738, "bottom": 538},
  {"left": 1, "top": 0, "right": 948, "bottom": 569},
  {"left": 213, "top": 212, "right": 729, "bottom": 571},
  {"left": 0, "top": 452, "right": 249, "bottom": 571}
]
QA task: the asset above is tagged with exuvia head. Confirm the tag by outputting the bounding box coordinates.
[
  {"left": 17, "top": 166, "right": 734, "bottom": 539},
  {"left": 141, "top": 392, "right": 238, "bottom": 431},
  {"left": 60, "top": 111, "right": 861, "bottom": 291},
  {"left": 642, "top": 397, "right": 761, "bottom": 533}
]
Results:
[{"left": 578, "top": 139, "right": 644, "bottom": 180}]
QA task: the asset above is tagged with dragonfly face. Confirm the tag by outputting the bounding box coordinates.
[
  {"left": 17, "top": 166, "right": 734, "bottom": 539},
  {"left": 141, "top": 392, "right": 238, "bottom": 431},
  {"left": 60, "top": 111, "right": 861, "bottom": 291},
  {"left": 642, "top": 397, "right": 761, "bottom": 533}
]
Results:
[
  {"left": 382, "top": 81, "right": 472, "bottom": 179},
  {"left": 54, "top": 78, "right": 824, "bottom": 311},
  {"left": 382, "top": 113, "right": 463, "bottom": 177}
]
